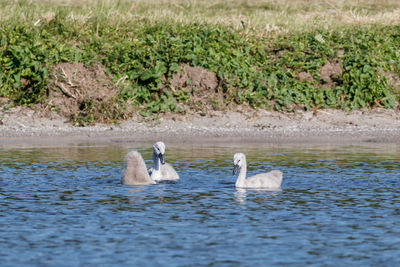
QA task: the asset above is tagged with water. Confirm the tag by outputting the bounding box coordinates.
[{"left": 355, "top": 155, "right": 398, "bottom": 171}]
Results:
[{"left": 0, "top": 144, "right": 400, "bottom": 266}]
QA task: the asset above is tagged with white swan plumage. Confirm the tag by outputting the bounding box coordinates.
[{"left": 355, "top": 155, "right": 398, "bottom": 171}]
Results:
[
  {"left": 148, "top": 141, "right": 179, "bottom": 181},
  {"left": 233, "top": 153, "right": 282, "bottom": 189}
]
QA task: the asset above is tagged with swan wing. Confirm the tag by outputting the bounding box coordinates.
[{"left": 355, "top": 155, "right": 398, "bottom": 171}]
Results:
[{"left": 121, "top": 151, "right": 155, "bottom": 185}]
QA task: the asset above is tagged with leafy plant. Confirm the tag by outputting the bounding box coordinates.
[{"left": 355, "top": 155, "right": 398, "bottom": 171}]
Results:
[{"left": 0, "top": 4, "right": 399, "bottom": 125}]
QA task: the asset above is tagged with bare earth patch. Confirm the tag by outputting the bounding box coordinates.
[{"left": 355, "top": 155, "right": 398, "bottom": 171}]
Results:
[
  {"left": 319, "top": 60, "right": 342, "bottom": 89},
  {"left": 46, "top": 62, "right": 121, "bottom": 123},
  {"left": 384, "top": 71, "right": 400, "bottom": 93},
  {"left": 297, "top": 72, "right": 313, "bottom": 82},
  {"left": 168, "top": 64, "right": 224, "bottom": 114},
  {"left": 296, "top": 59, "right": 343, "bottom": 89}
]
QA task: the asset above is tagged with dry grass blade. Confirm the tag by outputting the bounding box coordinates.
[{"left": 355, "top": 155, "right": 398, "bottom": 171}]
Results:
[{"left": 1, "top": 0, "right": 399, "bottom": 35}]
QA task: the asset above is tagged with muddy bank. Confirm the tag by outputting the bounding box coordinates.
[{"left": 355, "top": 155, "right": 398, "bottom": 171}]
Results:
[{"left": 0, "top": 106, "right": 399, "bottom": 148}]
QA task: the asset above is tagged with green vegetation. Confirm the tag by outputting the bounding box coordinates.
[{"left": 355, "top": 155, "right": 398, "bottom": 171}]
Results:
[{"left": 0, "top": 0, "right": 399, "bottom": 124}]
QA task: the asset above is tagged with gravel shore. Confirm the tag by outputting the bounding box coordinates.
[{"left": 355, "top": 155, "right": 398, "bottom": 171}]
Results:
[{"left": 1, "top": 106, "right": 400, "bottom": 148}]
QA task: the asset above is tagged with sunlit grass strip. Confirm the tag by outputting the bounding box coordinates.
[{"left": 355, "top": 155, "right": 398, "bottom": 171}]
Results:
[{"left": 1, "top": 0, "right": 399, "bottom": 36}]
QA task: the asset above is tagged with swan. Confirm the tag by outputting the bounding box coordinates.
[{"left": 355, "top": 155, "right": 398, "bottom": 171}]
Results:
[
  {"left": 121, "top": 141, "right": 179, "bottom": 185},
  {"left": 121, "top": 150, "right": 156, "bottom": 186},
  {"left": 232, "top": 153, "right": 282, "bottom": 189},
  {"left": 148, "top": 141, "right": 179, "bottom": 181}
]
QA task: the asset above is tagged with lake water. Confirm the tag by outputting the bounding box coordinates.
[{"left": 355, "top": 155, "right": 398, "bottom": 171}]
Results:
[{"left": 0, "top": 143, "right": 399, "bottom": 266}]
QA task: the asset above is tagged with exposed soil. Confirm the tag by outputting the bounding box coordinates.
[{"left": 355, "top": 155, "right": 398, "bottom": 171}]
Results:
[
  {"left": 297, "top": 72, "right": 313, "bottom": 82},
  {"left": 168, "top": 64, "right": 224, "bottom": 114},
  {"left": 46, "top": 62, "right": 120, "bottom": 122},
  {"left": 319, "top": 60, "right": 342, "bottom": 89},
  {"left": 385, "top": 71, "right": 400, "bottom": 93},
  {"left": 296, "top": 60, "right": 343, "bottom": 88}
]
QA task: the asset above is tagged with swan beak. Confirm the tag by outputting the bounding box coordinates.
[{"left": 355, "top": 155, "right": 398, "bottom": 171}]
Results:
[
  {"left": 159, "top": 153, "right": 165, "bottom": 165},
  {"left": 233, "top": 165, "right": 239, "bottom": 175}
]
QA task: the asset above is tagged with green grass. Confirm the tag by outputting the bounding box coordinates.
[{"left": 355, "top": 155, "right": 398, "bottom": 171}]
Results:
[{"left": 0, "top": 0, "right": 399, "bottom": 123}]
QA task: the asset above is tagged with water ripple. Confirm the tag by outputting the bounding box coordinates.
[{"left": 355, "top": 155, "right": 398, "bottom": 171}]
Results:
[{"left": 0, "top": 145, "right": 399, "bottom": 265}]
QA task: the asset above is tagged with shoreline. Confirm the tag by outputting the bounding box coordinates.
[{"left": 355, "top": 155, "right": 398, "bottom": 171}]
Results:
[{"left": 1, "top": 108, "right": 400, "bottom": 148}]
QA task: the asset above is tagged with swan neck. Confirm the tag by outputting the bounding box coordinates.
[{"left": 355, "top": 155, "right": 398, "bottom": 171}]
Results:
[
  {"left": 235, "top": 160, "right": 247, "bottom": 187},
  {"left": 152, "top": 151, "right": 161, "bottom": 171}
]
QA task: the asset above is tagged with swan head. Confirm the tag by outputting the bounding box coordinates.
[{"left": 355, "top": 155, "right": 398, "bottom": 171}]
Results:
[
  {"left": 153, "top": 141, "right": 166, "bottom": 164},
  {"left": 233, "top": 153, "right": 246, "bottom": 175}
]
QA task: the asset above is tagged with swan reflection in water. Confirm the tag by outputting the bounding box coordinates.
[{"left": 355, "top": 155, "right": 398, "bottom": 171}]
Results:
[{"left": 234, "top": 188, "right": 282, "bottom": 204}]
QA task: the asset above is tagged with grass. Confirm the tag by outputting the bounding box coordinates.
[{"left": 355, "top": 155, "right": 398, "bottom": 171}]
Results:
[
  {"left": 0, "top": 0, "right": 400, "bottom": 123},
  {"left": 2, "top": 0, "right": 400, "bottom": 35}
]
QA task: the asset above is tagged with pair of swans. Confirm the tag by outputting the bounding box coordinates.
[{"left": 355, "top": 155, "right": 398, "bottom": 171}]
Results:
[
  {"left": 121, "top": 142, "right": 282, "bottom": 189},
  {"left": 121, "top": 141, "right": 179, "bottom": 186}
]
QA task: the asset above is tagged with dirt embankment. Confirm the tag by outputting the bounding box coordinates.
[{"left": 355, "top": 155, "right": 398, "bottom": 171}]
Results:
[
  {"left": 0, "top": 62, "right": 400, "bottom": 147},
  {"left": 5, "top": 57, "right": 391, "bottom": 119},
  {"left": 41, "top": 62, "right": 245, "bottom": 123},
  {"left": 42, "top": 61, "right": 400, "bottom": 122}
]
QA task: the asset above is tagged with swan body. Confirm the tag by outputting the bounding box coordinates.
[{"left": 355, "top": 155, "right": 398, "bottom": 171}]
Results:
[
  {"left": 121, "top": 151, "right": 156, "bottom": 186},
  {"left": 121, "top": 141, "right": 179, "bottom": 185},
  {"left": 233, "top": 153, "right": 282, "bottom": 189},
  {"left": 149, "top": 163, "right": 179, "bottom": 181}
]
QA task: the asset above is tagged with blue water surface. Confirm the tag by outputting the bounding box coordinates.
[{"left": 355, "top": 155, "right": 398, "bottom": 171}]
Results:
[{"left": 0, "top": 144, "right": 399, "bottom": 266}]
